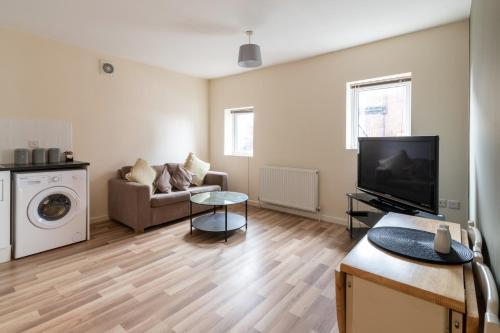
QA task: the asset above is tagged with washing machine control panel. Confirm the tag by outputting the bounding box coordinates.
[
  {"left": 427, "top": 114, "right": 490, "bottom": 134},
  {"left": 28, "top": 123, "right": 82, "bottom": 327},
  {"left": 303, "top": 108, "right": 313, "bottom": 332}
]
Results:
[
  {"left": 49, "top": 176, "right": 60, "bottom": 183},
  {"left": 20, "top": 175, "right": 62, "bottom": 186},
  {"left": 19, "top": 175, "right": 49, "bottom": 186}
]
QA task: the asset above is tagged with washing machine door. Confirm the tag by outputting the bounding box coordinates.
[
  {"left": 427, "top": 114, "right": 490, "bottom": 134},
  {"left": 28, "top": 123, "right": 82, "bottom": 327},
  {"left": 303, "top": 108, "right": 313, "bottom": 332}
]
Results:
[{"left": 28, "top": 186, "right": 81, "bottom": 229}]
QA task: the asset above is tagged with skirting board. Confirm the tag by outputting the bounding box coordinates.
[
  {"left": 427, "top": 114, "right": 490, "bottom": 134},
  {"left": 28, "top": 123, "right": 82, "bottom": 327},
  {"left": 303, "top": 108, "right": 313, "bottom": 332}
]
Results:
[
  {"left": 90, "top": 215, "right": 109, "bottom": 224},
  {"left": 248, "top": 200, "right": 348, "bottom": 226},
  {"left": 90, "top": 204, "right": 348, "bottom": 226}
]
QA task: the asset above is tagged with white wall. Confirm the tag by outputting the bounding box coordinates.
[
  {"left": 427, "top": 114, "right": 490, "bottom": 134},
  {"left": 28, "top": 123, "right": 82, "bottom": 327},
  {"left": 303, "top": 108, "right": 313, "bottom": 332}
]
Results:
[
  {"left": 209, "top": 21, "right": 469, "bottom": 224},
  {"left": 469, "top": 0, "right": 500, "bottom": 286},
  {"left": 0, "top": 21, "right": 470, "bottom": 226},
  {"left": 0, "top": 119, "right": 72, "bottom": 163},
  {"left": 0, "top": 28, "right": 209, "bottom": 221}
]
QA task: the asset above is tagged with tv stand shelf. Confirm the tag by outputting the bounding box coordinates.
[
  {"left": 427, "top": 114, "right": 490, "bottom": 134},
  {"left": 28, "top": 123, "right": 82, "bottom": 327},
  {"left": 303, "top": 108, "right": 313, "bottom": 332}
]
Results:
[{"left": 346, "top": 192, "right": 444, "bottom": 238}]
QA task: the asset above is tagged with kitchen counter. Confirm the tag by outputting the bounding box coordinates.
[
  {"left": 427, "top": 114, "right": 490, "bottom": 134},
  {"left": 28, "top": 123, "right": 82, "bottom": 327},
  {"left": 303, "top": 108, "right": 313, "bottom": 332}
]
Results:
[{"left": 0, "top": 161, "right": 89, "bottom": 172}]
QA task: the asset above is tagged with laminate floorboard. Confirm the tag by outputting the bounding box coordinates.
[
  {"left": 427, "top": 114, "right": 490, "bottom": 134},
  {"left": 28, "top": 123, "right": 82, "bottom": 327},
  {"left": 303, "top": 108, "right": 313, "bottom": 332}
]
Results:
[{"left": 0, "top": 206, "right": 356, "bottom": 333}]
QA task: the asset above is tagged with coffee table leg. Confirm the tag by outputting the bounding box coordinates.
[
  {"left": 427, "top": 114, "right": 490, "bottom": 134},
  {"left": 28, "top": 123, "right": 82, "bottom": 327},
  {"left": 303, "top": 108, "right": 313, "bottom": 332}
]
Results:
[
  {"left": 245, "top": 200, "right": 248, "bottom": 230},
  {"left": 224, "top": 205, "right": 228, "bottom": 242},
  {"left": 190, "top": 200, "right": 193, "bottom": 235},
  {"left": 213, "top": 205, "right": 216, "bottom": 214}
]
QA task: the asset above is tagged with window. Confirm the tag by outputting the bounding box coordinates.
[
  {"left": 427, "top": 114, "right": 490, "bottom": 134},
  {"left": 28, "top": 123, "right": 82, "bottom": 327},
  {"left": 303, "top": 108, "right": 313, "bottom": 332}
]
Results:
[
  {"left": 346, "top": 73, "right": 411, "bottom": 149},
  {"left": 224, "top": 107, "right": 254, "bottom": 156}
]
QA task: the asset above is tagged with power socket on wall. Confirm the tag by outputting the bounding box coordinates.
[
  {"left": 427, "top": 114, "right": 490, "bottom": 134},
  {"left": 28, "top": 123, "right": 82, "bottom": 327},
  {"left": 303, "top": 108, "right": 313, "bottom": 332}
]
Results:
[
  {"left": 27, "top": 140, "right": 39, "bottom": 148},
  {"left": 439, "top": 199, "right": 447, "bottom": 208},
  {"left": 448, "top": 200, "right": 460, "bottom": 210},
  {"left": 439, "top": 199, "right": 460, "bottom": 210}
]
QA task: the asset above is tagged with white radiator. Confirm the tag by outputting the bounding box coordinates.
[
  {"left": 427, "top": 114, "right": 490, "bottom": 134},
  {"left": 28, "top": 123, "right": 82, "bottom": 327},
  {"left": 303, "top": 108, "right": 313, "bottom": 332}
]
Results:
[{"left": 259, "top": 166, "right": 319, "bottom": 212}]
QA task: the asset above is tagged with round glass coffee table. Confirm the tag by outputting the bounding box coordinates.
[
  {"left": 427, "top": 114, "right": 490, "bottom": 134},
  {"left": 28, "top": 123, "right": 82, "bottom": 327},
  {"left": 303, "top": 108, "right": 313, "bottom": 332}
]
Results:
[{"left": 190, "top": 191, "right": 248, "bottom": 242}]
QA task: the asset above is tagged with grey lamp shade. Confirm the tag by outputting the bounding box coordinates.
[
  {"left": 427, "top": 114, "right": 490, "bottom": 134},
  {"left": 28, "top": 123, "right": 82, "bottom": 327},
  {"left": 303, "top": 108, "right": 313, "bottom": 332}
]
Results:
[{"left": 238, "top": 43, "right": 262, "bottom": 68}]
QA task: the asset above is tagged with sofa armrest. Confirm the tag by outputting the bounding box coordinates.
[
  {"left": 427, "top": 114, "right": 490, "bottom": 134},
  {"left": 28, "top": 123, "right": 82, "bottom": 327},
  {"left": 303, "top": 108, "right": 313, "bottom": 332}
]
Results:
[
  {"left": 204, "top": 171, "right": 228, "bottom": 191},
  {"left": 108, "top": 178, "right": 151, "bottom": 232}
]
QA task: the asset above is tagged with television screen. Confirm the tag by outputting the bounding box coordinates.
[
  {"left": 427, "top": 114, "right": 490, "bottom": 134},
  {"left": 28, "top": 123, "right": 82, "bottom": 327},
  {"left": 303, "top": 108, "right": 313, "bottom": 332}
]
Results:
[{"left": 357, "top": 136, "right": 439, "bottom": 214}]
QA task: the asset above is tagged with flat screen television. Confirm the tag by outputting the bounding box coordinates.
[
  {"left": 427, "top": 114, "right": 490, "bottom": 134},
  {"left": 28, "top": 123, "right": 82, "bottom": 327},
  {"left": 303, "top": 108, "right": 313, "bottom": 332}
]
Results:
[{"left": 357, "top": 136, "right": 439, "bottom": 215}]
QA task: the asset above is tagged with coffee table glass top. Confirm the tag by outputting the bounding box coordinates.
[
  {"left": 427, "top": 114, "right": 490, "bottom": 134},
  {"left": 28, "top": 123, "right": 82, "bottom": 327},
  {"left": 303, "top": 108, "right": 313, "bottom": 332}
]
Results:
[{"left": 190, "top": 191, "right": 248, "bottom": 206}]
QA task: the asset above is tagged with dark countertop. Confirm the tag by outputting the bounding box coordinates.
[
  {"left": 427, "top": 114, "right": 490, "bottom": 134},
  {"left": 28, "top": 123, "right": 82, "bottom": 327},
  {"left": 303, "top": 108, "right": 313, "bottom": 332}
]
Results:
[{"left": 0, "top": 161, "right": 90, "bottom": 172}]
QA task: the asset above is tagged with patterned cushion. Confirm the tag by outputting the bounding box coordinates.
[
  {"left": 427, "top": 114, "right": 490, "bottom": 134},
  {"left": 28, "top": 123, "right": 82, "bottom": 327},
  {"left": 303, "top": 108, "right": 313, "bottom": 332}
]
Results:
[{"left": 170, "top": 165, "right": 192, "bottom": 191}]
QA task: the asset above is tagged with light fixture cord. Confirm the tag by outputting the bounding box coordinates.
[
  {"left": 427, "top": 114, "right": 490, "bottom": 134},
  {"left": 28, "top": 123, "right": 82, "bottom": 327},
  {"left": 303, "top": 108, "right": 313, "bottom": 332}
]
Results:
[{"left": 246, "top": 31, "right": 253, "bottom": 44}]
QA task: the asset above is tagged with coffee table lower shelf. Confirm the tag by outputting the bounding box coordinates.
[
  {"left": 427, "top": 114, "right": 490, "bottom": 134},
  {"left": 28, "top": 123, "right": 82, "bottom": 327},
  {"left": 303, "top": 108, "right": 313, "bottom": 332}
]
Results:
[{"left": 191, "top": 212, "right": 246, "bottom": 242}]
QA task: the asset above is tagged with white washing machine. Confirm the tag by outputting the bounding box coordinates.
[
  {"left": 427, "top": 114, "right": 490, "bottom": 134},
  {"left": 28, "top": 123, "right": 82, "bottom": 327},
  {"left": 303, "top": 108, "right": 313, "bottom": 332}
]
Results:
[{"left": 13, "top": 169, "right": 87, "bottom": 259}]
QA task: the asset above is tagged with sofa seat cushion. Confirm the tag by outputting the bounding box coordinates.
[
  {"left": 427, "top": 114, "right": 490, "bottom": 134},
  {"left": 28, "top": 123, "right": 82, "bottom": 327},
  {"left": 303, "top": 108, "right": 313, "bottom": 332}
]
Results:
[
  {"left": 187, "top": 185, "right": 221, "bottom": 195},
  {"left": 151, "top": 191, "right": 190, "bottom": 207}
]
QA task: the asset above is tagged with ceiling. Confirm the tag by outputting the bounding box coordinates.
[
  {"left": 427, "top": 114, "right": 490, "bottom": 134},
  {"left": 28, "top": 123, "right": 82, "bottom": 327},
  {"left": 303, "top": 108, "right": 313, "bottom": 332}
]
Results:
[{"left": 0, "top": 0, "right": 471, "bottom": 79}]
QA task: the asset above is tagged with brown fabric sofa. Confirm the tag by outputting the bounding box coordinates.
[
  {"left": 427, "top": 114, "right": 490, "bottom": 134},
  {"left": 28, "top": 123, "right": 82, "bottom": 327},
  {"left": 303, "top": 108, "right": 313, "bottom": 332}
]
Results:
[{"left": 108, "top": 163, "right": 228, "bottom": 232}]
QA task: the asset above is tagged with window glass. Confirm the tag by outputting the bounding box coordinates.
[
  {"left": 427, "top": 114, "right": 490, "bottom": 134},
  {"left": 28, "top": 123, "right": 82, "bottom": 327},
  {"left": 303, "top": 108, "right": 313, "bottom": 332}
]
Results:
[
  {"left": 357, "top": 84, "right": 408, "bottom": 138},
  {"left": 233, "top": 112, "right": 254, "bottom": 155},
  {"left": 346, "top": 75, "right": 411, "bottom": 149},
  {"left": 224, "top": 108, "right": 254, "bottom": 156}
]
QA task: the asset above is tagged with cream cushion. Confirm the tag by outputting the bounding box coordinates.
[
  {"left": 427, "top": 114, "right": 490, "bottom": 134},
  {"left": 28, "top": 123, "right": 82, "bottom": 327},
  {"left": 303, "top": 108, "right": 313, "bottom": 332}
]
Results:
[
  {"left": 125, "top": 158, "right": 157, "bottom": 193},
  {"left": 184, "top": 152, "right": 210, "bottom": 186}
]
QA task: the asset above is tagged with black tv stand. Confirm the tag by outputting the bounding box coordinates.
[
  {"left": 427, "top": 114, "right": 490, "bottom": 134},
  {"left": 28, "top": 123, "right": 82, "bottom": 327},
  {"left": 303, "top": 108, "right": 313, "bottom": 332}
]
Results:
[
  {"left": 346, "top": 192, "right": 444, "bottom": 238},
  {"left": 366, "top": 197, "right": 419, "bottom": 216}
]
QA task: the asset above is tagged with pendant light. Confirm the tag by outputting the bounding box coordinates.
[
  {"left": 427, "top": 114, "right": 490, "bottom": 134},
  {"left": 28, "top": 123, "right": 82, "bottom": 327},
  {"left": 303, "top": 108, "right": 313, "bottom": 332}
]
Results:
[{"left": 238, "top": 30, "right": 262, "bottom": 68}]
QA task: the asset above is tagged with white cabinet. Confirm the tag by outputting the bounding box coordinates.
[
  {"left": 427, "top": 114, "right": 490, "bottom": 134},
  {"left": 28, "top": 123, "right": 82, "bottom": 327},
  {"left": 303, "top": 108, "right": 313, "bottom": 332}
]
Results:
[
  {"left": 0, "top": 171, "right": 10, "bottom": 263},
  {"left": 345, "top": 274, "right": 458, "bottom": 333}
]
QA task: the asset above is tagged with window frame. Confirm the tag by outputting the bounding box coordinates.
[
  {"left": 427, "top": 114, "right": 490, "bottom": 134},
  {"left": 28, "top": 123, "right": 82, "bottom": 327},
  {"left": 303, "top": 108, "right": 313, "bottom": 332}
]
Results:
[
  {"left": 224, "top": 106, "right": 254, "bottom": 157},
  {"left": 346, "top": 74, "right": 412, "bottom": 150}
]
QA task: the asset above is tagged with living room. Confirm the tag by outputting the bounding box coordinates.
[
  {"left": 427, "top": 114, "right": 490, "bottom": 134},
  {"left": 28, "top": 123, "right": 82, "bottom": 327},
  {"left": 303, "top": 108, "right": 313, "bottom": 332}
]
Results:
[{"left": 0, "top": 0, "right": 498, "bottom": 332}]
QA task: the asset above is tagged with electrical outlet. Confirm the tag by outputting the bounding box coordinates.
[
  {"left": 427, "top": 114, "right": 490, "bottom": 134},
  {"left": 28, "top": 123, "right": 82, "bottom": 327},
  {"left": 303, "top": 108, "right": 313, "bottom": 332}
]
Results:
[
  {"left": 439, "top": 199, "right": 447, "bottom": 208},
  {"left": 448, "top": 200, "right": 460, "bottom": 209},
  {"left": 28, "top": 140, "right": 39, "bottom": 148}
]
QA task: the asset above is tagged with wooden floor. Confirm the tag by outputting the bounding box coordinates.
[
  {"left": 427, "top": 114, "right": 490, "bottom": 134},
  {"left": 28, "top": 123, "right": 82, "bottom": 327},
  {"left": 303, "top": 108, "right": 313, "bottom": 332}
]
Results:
[{"left": 0, "top": 207, "right": 356, "bottom": 333}]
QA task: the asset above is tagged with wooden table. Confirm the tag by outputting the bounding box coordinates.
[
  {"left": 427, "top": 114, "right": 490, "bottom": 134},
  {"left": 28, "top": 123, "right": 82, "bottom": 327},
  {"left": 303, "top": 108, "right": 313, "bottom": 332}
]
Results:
[{"left": 335, "top": 213, "right": 478, "bottom": 333}]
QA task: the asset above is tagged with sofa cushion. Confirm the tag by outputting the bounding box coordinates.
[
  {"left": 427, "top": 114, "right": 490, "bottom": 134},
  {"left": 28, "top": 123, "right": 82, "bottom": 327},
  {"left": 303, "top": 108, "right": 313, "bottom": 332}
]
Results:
[
  {"left": 151, "top": 191, "right": 190, "bottom": 207},
  {"left": 187, "top": 185, "right": 221, "bottom": 195},
  {"left": 125, "top": 159, "right": 157, "bottom": 193},
  {"left": 151, "top": 165, "right": 164, "bottom": 175},
  {"left": 184, "top": 153, "right": 210, "bottom": 186},
  {"left": 120, "top": 165, "right": 163, "bottom": 181},
  {"left": 156, "top": 166, "right": 172, "bottom": 193},
  {"left": 170, "top": 165, "right": 193, "bottom": 191},
  {"left": 165, "top": 163, "right": 181, "bottom": 175},
  {"left": 119, "top": 166, "right": 132, "bottom": 180}
]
